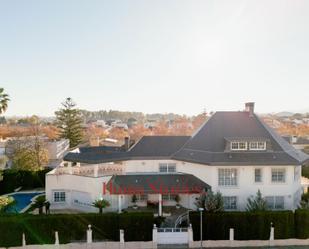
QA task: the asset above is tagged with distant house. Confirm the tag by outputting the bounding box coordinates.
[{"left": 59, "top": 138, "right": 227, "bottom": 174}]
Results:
[
  {"left": 46, "top": 103, "right": 309, "bottom": 214},
  {"left": 5, "top": 136, "right": 70, "bottom": 169},
  {"left": 95, "top": 120, "right": 107, "bottom": 127},
  {"left": 45, "top": 139, "right": 70, "bottom": 168},
  {"left": 144, "top": 119, "right": 157, "bottom": 129},
  {"left": 112, "top": 122, "right": 128, "bottom": 130}
]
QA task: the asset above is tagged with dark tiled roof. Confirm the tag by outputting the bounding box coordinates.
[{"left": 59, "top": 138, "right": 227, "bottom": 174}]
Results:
[
  {"left": 79, "top": 146, "right": 125, "bottom": 153},
  {"left": 172, "top": 112, "right": 309, "bottom": 165},
  {"left": 106, "top": 173, "right": 210, "bottom": 194},
  {"left": 128, "top": 136, "right": 190, "bottom": 157},
  {"left": 64, "top": 151, "right": 129, "bottom": 164},
  {"left": 64, "top": 136, "right": 190, "bottom": 164}
]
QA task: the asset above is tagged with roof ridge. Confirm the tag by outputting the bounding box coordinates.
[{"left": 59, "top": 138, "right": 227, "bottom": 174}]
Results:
[{"left": 170, "top": 114, "right": 213, "bottom": 158}]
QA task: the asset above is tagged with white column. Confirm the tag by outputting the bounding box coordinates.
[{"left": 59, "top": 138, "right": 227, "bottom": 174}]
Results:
[
  {"left": 87, "top": 225, "right": 93, "bottom": 244},
  {"left": 152, "top": 224, "right": 158, "bottom": 246},
  {"left": 120, "top": 229, "right": 125, "bottom": 249},
  {"left": 270, "top": 223, "right": 274, "bottom": 241},
  {"left": 118, "top": 195, "right": 122, "bottom": 213},
  {"left": 188, "top": 224, "right": 194, "bottom": 247},
  {"left": 94, "top": 164, "right": 98, "bottom": 177},
  {"left": 120, "top": 229, "right": 125, "bottom": 243},
  {"left": 229, "top": 228, "right": 234, "bottom": 241},
  {"left": 158, "top": 194, "right": 162, "bottom": 216},
  {"left": 22, "top": 233, "right": 26, "bottom": 247},
  {"left": 55, "top": 231, "right": 59, "bottom": 245}
]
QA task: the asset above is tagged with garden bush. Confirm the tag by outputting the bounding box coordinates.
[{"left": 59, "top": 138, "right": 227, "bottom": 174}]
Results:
[{"left": 189, "top": 211, "right": 295, "bottom": 240}]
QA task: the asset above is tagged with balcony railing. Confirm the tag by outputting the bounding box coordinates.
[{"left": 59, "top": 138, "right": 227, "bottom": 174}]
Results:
[{"left": 54, "top": 164, "right": 123, "bottom": 177}]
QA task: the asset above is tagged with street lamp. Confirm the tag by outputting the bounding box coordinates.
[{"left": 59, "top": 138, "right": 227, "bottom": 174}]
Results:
[{"left": 198, "top": 207, "right": 204, "bottom": 249}]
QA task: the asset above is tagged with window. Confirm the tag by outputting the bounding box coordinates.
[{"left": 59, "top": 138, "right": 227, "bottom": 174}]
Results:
[
  {"left": 223, "top": 196, "right": 237, "bottom": 210},
  {"left": 265, "top": 196, "right": 284, "bottom": 210},
  {"left": 218, "top": 169, "right": 238, "bottom": 186},
  {"left": 159, "top": 163, "right": 176, "bottom": 173},
  {"left": 54, "top": 191, "right": 66, "bottom": 202},
  {"left": 271, "top": 169, "right": 286, "bottom": 183},
  {"left": 136, "top": 194, "right": 148, "bottom": 201},
  {"left": 230, "top": 142, "right": 247, "bottom": 151},
  {"left": 168, "top": 164, "right": 176, "bottom": 172},
  {"left": 254, "top": 168, "right": 262, "bottom": 183},
  {"left": 162, "top": 194, "right": 177, "bottom": 201},
  {"left": 249, "top": 141, "right": 266, "bottom": 151},
  {"left": 159, "top": 164, "right": 167, "bottom": 172}
]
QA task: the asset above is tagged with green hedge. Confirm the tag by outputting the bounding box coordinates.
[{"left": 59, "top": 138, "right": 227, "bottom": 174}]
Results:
[
  {"left": 1, "top": 210, "right": 308, "bottom": 247},
  {"left": 295, "top": 209, "right": 309, "bottom": 239},
  {"left": 120, "top": 213, "right": 154, "bottom": 241},
  {"left": 0, "top": 169, "right": 51, "bottom": 194},
  {"left": 0, "top": 212, "right": 154, "bottom": 247},
  {"left": 189, "top": 211, "right": 295, "bottom": 240}
]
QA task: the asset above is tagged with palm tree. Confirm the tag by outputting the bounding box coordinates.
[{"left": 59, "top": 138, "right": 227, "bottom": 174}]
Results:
[
  {"left": 93, "top": 199, "right": 110, "bottom": 214},
  {"left": 33, "top": 195, "right": 46, "bottom": 214},
  {"left": 0, "top": 88, "right": 9, "bottom": 114}
]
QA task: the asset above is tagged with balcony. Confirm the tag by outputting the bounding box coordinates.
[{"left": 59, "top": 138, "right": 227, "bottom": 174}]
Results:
[{"left": 53, "top": 164, "right": 123, "bottom": 177}]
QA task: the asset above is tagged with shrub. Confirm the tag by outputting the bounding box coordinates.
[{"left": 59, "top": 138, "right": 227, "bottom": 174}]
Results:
[
  {"left": 93, "top": 199, "right": 110, "bottom": 214},
  {"left": 131, "top": 194, "right": 137, "bottom": 205},
  {"left": 0, "top": 196, "right": 15, "bottom": 213}
]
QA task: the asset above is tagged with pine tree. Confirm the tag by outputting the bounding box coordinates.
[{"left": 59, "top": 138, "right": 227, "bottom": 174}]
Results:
[
  {"left": 204, "top": 190, "right": 224, "bottom": 212},
  {"left": 195, "top": 190, "right": 224, "bottom": 212},
  {"left": 55, "top": 98, "right": 84, "bottom": 148},
  {"left": 246, "top": 190, "right": 268, "bottom": 212}
]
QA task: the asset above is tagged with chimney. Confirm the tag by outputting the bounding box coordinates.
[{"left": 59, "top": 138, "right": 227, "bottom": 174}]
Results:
[
  {"left": 245, "top": 102, "right": 255, "bottom": 117},
  {"left": 124, "top": 136, "right": 130, "bottom": 151}
]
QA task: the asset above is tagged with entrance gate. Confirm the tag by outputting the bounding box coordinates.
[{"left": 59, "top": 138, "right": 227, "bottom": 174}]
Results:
[{"left": 157, "top": 228, "right": 189, "bottom": 244}]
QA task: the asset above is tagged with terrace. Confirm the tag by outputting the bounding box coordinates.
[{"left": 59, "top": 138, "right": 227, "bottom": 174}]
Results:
[{"left": 51, "top": 163, "right": 124, "bottom": 177}]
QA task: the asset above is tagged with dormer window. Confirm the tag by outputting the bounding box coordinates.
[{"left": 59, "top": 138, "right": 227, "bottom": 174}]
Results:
[
  {"left": 249, "top": 141, "right": 266, "bottom": 151},
  {"left": 231, "top": 141, "right": 247, "bottom": 151}
]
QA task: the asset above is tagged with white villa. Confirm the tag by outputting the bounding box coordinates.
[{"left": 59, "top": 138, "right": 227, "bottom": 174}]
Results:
[{"left": 46, "top": 103, "right": 309, "bottom": 214}]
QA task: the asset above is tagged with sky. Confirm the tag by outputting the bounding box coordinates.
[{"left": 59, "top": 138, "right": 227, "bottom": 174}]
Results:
[{"left": 0, "top": 0, "right": 309, "bottom": 117}]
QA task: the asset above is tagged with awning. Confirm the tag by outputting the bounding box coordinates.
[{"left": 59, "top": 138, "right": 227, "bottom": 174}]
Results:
[{"left": 105, "top": 173, "right": 210, "bottom": 195}]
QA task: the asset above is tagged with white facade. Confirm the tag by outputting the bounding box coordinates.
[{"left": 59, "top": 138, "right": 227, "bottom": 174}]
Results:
[{"left": 46, "top": 159, "right": 303, "bottom": 212}]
